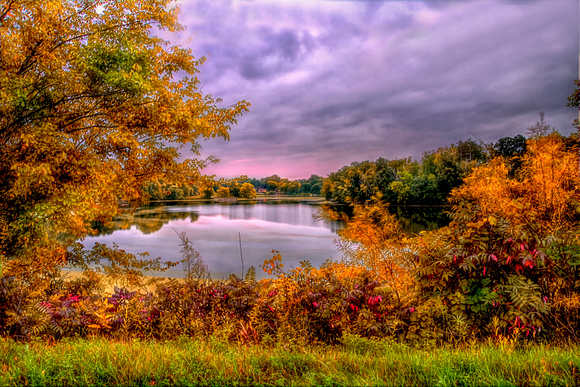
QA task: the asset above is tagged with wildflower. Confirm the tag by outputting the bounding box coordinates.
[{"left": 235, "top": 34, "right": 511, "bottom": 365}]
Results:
[{"left": 524, "top": 259, "right": 534, "bottom": 269}]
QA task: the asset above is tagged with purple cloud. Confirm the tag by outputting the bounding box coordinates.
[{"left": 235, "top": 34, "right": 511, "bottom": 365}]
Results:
[{"left": 171, "top": 0, "right": 578, "bottom": 179}]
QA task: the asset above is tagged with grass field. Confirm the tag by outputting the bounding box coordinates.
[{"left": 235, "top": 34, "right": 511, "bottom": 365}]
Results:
[{"left": 1, "top": 335, "right": 578, "bottom": 386}]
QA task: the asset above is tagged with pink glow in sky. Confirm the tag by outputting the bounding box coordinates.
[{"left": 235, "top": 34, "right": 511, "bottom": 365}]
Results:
[{"left": 172, "top": 0, "right": 578, "bottom": 180}]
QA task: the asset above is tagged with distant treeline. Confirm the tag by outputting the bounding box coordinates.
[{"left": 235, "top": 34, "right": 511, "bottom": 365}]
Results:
[
  {"left": 143, "top": 117, "right": 578, "bottom": 204},
  {"left": 143, "top": 174, "right": 324, "bottom": 200}
]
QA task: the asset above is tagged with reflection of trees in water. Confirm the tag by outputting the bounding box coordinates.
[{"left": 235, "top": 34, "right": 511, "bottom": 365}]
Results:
[
  {"left": 315, "top": 205, "right": 347, "bottom": 233},
  {"left": 318, "top": 204, "right": 449, "bottom": 236},
  {"left": 90, "top": 207, "right": 200, "bottom": 236},
  {"left": 390, "top": 206, "right": 450, "bottom": 236}
]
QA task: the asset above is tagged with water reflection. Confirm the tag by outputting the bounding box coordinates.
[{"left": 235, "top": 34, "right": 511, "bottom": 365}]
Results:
[
  {"left": 91, "top": 207, "right": 200, "bottom": 236},
  {"left": 83, "top": 202, "right": 448, "bottom": 279},
  {"left": 83, "top": 202, "right": 342, "bottom": 279},
  {"left": 318, "top": 204, "right": 449, "bottom": 236},
  {"left": 389, "top": 206, "right": 450, "bottom": 235}
]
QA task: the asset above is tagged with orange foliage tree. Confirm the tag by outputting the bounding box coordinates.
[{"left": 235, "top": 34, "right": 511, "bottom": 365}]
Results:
[
  {"left": 412, "top": 134, "right": 580, "bottom": 341},
  {"left": 333, "top": 202, "right": 417, "bottom": 313}
]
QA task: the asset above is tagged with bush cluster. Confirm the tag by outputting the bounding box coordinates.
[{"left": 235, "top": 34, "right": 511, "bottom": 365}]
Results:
[{"left": 0, "top": 255, "right": 416, "bottom": 344}]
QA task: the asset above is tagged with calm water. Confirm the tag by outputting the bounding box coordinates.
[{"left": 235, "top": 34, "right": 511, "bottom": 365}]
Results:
[
  {"left": 85, "top": 202, "right": 343, "bottom": 279},
  {"left": 84, "top": 201, "right": 448, "bottom": 279}
]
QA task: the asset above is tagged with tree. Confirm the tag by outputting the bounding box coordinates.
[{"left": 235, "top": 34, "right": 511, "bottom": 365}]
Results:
[
  {"left": 526, "top": 112, "right": 553, "bottom": 138},
  {"left": 493, "top": 134, "right": 527, "bottom": 177},
  {"left": 494, "top": 135, "right": 527, "bottom": 158},
  {"left": 0, "top": 1, "right": 249, "bottom": 268},
  {"left": 267, "top": 181, "right": 279, "bottom": 193},
  {"left": 238, "top": 183, "right": 257, "bottom": 199},
  {"left": 216, "top": 186, "right": 231, "bottom": 198},
  {"left": 412, "top": 134, "right": 580, "bottom": 340},
  {"left": 455, "top": 139, "right": 487, "bottom": 162}
]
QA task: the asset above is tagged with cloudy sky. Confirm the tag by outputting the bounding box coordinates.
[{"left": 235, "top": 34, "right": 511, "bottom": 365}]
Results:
[{"left": 171, "top": 0, "right": 578, "bottom": 180}]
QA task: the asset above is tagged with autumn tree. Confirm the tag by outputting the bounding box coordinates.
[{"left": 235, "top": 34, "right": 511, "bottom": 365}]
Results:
[
  {"left": 0, "top": 1, "right": 249, "bottom": 272},
  {"left": 238, "top": 182, "right": 257, "bottom": 199},
  {"left": 216, "top": 186, "right": 231, "bottom": 198}
]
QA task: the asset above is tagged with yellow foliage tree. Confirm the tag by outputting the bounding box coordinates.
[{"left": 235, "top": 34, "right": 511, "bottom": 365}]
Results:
[
  {"left": 239, "top": 182, "right": 257, "bottom": 199},
  {"left": 0, "top": 0, "right": 249, "bottom": 270}
]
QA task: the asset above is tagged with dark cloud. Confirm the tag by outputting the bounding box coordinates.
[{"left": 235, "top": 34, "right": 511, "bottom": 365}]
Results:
[
  {"left": 238, "top": 28, "right": 315, "bottom": 80},
  {"left": 174, "top": 0, "right": 579, "bottom": 179}
]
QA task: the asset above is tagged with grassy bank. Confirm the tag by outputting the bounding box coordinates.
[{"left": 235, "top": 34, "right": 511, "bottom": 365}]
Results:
[{"left": 1, "top": 336, "right": 579, "bottom": 386}]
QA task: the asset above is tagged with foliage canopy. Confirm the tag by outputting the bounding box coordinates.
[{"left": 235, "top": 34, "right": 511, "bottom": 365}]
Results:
[{"left": 0, "top": 0, "right": 249, "bottom": 264}]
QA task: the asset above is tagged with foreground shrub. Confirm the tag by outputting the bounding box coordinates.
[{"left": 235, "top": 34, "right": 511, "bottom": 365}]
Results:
[{"left": 410, "top": 134, "right": 580, "bottom": 342}]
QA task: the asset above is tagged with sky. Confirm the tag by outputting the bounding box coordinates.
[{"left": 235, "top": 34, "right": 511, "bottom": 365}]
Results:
[{"left": 170, "top": 0, "right": 579, "bottom": 180}]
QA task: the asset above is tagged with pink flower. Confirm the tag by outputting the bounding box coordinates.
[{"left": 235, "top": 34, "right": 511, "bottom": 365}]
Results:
[{"left": 312, "top": 302, "right": 319, "bottom": 307}]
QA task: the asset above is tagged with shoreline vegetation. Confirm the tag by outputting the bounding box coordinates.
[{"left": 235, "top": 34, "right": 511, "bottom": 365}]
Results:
[{"left": 146, "top": 195, "right": 328, "bottom": 204}]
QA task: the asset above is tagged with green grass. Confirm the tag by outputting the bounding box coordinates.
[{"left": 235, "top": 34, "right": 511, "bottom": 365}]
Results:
[{"left": 1, "top": 335, "right": 579, "bottom": 386}]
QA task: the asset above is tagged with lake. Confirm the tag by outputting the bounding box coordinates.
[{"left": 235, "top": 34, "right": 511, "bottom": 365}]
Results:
[{"left": 84, "top": 201, "right": 448, "bottom": 279}]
